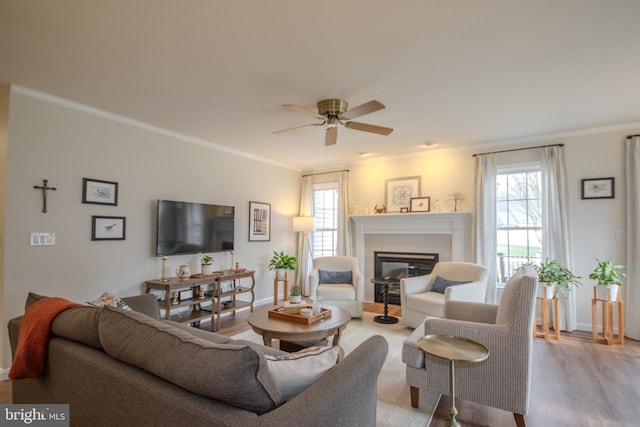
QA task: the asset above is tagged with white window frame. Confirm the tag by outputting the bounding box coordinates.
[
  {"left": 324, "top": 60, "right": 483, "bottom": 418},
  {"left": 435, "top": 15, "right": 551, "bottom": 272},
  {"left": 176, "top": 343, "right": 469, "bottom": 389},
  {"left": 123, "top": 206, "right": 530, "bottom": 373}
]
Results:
[
  {"left": 496, "top": 162, "right": 542, "bottom": 284},
  {"left": 312, "top": 182, "right": 339, "bottom": 257}
]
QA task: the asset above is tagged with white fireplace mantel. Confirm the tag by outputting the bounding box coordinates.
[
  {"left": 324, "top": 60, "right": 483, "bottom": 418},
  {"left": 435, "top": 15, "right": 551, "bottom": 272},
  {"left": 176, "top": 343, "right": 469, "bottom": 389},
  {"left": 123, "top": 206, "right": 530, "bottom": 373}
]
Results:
[{"left": 351, "top": 212, "right": 472, "bottom": 274}]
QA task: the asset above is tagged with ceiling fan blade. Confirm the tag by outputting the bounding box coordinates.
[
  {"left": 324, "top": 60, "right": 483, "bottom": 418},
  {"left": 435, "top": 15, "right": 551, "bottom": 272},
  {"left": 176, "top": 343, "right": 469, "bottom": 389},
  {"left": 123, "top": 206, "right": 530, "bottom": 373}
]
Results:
[
  {"left": 325, "top": 126, "right": 338, "bottom": 146},
  {"left": 344, "top": 121, "right": 394, "bottom": 135},
  {"left": 282, "top": 104, "right": 322, "bottom": 118},
  {"left": 341, "top": 100, "right": 385, "bottom": 120},
  {"left": 272, "top": 121, "right": 325, "bottom": 134}
]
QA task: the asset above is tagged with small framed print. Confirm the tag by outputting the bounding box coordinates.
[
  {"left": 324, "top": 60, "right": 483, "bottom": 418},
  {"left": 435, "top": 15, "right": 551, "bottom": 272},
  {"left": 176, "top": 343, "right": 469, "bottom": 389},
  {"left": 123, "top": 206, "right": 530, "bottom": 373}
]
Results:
[
  {"left": 83, "top": 178, "right": 118, "bottom": 206},
  {"left": 410, "top": 197, "right": 431, "bottom": 212},
  {"left": 92, "top": 216, "right": 126, "bottom": 241},
  {"left": 249, "top": 201, "right": 271, "bottom": 241},
  {"left": 400, "top": 207, "right": 409, "bottom": 213},
  {"left": 221, "top": 281, "right": 235, "bottom": 293},
  {"left": 581, "top": 177, "right": 615, "bottom": 199}
]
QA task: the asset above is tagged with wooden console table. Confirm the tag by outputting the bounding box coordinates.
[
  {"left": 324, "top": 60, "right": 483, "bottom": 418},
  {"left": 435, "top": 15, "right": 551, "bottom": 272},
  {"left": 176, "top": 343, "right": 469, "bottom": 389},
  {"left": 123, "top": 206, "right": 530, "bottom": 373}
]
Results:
[{"left": 145, "top": 270, "right": 255, "bottom": 331}]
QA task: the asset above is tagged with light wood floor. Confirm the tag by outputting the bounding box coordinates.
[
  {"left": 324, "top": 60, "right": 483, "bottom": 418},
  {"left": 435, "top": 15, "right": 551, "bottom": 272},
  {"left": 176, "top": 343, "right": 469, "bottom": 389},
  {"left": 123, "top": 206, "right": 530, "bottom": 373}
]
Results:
[{"left": 3, "top": 301, "right": 639, "bottom": 426}]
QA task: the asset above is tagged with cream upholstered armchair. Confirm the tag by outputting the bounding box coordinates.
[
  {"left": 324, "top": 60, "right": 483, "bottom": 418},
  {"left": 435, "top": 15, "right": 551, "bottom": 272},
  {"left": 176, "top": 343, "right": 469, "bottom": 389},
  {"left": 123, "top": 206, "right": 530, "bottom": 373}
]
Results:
[
  {"left": 309, "top": 256, "right": 363, "bottom": 318},
  {"left": 399, "top": 261, "right": 489, "bottom": 328},
  {"left": 402, "top": 266, "right": 538, "bottom": 427}
]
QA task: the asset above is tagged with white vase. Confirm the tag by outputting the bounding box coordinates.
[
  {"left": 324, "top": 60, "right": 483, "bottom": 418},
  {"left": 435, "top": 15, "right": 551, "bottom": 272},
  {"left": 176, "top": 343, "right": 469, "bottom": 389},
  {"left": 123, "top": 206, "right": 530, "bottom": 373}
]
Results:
[
  {"left": 596, "top": 284, "right": 620, "bottom": 301},
  {"left": 537, "top": 282, "right": 555, "bottom": 299},
  {"left": 276, "top": 269, "right": 287, "bottom": 281},
  {"left": 201, "top": 265, "right": 213, "bottom": 276}
]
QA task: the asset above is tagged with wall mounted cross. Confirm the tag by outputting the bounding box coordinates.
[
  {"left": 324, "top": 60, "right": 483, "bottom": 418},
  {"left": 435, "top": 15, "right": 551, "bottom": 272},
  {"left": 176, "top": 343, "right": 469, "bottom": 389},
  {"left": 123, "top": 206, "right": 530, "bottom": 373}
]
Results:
[{"left": 33, "top": 179, "right": 57, "bottom": 213}]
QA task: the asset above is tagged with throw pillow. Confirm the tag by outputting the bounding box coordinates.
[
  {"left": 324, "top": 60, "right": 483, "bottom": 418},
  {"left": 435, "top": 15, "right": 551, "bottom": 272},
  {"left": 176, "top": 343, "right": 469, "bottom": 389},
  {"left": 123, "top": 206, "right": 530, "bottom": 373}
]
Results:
[
  {"left": 87, "top": 292, "right": 131, "bottom": 310},
  {"left": 431, "top": 276, "right": 471, "bottom": 294},
  {"left": 319, "top": 270, "right": 353, "bottom": 284},
  {"left": 265, "top": 345, "right": 340, "bottom": 400}
]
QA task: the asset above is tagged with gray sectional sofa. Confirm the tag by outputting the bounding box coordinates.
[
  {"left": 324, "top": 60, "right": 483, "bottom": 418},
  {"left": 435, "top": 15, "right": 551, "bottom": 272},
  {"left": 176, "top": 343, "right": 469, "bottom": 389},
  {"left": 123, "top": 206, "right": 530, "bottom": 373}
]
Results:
[{"left": 8, "top": 294, "right": 388, "bottom": 427}]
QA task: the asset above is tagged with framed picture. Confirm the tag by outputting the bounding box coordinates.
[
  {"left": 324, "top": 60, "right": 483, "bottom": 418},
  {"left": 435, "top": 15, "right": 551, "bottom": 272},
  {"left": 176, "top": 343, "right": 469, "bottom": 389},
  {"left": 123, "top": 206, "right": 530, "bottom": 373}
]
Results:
[
  {"left": 581, "top": 177, "right": 615, "bottom": 199},
  {"left": 92, "top": 216, "right": 126, "bottom": 241},
  {"left": 221, "top": 281, "right": 235, "bottom": 293},
  {"left": 400, "top": 207, "right": 409, "bottom": 213},
  {"left": 410, "top": 197, "right": 431, "bottom": 212},
  {"left": 385, "top": 176, "right": 421, "bottom": 212},
  {"left": 249, "top": 201, "right": 271, "bottom": 241},
  {"left": 83, "top": 178, "right": 118, "bottom": 206}
]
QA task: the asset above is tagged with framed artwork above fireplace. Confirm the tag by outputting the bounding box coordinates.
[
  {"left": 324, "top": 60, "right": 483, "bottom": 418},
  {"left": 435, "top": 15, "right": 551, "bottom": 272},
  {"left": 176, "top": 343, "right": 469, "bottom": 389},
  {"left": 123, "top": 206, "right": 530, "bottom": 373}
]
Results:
[{"left": 385, "top": 176, "right": 421, "bottom": 212}]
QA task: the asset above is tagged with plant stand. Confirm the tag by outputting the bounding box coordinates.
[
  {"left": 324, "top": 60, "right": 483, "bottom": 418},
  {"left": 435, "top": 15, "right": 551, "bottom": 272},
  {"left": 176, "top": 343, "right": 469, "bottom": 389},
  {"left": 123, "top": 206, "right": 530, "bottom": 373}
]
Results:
[
  {"left": 592, "top": 287, "right": 624, "bottom": 345},
  {"left": 273, "top": 277, "right": 289, "bottom": 305},
  {"left": 534, "top": 296, "right": 560, "bottom": 341}
]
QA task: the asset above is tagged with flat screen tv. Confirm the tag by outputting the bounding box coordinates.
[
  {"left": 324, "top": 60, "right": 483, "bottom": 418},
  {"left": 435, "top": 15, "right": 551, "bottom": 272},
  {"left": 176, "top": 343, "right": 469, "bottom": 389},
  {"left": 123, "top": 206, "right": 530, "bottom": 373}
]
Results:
[{"left": 155, "top": 199, "right": 235, "bottom": 256}]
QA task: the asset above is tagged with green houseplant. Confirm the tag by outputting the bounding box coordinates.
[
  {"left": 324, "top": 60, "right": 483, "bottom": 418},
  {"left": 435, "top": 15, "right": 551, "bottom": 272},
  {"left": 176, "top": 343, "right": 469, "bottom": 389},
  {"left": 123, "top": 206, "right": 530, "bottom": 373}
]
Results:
[
  {"left": 589, "top": 259, "right": 626, "bottom": 301},
  {"left": 201, "top": 255, "right": 214, "bottom": 276},
  {"left": 268, "top": 251, "right": 298, "bottom": 281},
  {"left": 526, "top": 258, "right": 581, "bottom": 299}
]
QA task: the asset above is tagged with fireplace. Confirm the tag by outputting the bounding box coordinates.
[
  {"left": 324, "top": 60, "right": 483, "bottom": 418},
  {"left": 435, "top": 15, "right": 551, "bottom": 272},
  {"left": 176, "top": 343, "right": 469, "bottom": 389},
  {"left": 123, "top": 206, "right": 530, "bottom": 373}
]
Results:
[{"left": 373, "top": 251, "right": 439, "bottom": 305}]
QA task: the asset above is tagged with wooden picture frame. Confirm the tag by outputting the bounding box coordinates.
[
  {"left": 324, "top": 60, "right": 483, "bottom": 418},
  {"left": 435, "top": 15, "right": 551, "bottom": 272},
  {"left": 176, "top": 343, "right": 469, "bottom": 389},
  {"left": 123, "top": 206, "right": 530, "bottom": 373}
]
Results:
[
  {"left": 83, "top": 178, "right": 118, "bottom": 206},
  {"left": 249, "top": 201, "right": 271, "bottom": 241},
  {"left": 385, "top": 176, "right": 421, "bottom": 212},
  {"left": 581, "top": 177, "right": 615, "bottom": 199},
  {"left": 410, "top": 197, "right": 431, "bottom": 212},
  {"left": 92, "top": 216, "right": 126, "bottom": 241}
]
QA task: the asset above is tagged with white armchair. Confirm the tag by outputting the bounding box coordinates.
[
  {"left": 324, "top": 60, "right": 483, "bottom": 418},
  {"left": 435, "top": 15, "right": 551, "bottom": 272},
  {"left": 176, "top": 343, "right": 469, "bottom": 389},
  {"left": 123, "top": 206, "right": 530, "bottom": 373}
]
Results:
[
  {"left": 402, "top": 266, "right": 537, "bottom": 426},
  {"left": 309, "top": 256, "right": 363, "bottom": 318},
  {"left": 400, "top": 261, "right": 489, "bottom": 328}
]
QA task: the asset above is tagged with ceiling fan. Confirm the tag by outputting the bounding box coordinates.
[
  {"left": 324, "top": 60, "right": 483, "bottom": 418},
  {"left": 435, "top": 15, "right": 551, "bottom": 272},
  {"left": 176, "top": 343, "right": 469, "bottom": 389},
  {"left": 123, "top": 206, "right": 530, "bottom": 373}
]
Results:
[{"left": 272, "top": 99, "right": 394, "bottom": 146}]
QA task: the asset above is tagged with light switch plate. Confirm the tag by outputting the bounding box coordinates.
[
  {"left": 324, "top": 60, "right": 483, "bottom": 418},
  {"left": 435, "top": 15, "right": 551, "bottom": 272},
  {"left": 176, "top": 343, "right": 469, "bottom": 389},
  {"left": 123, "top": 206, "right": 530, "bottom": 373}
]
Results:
[{"left": 30, "top": 232, "right": 56, "bottom": 246}]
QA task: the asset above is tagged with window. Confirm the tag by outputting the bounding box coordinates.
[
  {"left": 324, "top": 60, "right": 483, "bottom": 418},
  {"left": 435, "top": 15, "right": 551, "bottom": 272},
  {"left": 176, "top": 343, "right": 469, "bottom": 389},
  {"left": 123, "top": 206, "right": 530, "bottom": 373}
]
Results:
[
  {"left": 312, "top": 183, "right": 338, "bottom": 257},
  {"left": 496, "top": 163, "right": 542, "bottom": 282}
]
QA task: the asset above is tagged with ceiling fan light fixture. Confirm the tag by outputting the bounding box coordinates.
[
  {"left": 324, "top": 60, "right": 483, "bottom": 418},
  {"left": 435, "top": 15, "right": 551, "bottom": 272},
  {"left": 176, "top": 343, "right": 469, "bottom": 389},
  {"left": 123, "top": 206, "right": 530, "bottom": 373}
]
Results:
[{"left": 326, "top": 117, "right": 338, "bottom": 128}]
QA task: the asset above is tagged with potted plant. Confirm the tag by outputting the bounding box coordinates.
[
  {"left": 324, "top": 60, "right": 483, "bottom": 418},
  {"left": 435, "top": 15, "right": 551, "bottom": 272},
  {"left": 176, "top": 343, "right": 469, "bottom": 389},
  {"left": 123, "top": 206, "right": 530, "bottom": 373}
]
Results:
[
  {"left": 268, "top": 251, "right": 298, "bottom": 281},
  {"left": 201, "top": 255, "right": 214, "bottom": 276},
  {"left": 526, "top": 258, "right": 581, "bottom": 299},
  {"left": 589, "top": 259, "right": 626, "bottom": 301},
  {"left": 289, "top": 284, "right": 302, "bottom": 303}
]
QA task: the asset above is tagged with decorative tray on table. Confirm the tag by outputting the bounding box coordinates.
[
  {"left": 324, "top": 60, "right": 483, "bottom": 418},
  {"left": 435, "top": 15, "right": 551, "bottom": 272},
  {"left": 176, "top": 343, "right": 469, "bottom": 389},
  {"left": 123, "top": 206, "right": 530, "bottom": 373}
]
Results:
[{"left": 268, "top": 305, "right": 332, "bottom": 324}]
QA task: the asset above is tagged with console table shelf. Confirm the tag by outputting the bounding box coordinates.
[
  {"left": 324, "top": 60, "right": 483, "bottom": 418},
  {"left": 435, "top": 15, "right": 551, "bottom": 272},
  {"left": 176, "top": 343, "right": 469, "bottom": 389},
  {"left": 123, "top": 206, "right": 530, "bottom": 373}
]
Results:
[{"left": 145, "top": 270, "right": 255, "bottom": 331}]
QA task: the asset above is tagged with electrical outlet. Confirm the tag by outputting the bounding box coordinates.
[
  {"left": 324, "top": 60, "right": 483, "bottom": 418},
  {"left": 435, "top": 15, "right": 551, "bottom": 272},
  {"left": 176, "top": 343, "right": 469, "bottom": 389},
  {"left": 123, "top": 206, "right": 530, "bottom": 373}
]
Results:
[{"left": 30, "top": 232, "right": 56, "bottom": 246}]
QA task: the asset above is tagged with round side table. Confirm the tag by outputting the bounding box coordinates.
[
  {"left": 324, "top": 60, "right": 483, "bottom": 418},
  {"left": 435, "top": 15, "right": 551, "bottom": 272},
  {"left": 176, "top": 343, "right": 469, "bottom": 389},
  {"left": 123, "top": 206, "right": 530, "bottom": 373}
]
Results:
[
  {"left": 418, "top": 334, "right": 489, "bottom": 427},
  {"left": 370, "top": 277, "right": 399, "bottom": 324}
]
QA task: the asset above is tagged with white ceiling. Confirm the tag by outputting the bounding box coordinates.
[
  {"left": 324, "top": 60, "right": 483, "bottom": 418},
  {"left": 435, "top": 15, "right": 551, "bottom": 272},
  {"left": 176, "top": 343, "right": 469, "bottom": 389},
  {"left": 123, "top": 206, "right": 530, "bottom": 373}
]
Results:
[{"left": 2, "top": 1, "right": 640, "bottom": 171}]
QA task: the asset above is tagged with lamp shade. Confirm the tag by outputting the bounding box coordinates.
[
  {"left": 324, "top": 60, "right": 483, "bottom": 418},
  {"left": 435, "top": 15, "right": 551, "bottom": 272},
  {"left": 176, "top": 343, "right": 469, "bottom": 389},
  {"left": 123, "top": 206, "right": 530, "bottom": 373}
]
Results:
[{"left": 293, "top": 216, "right": 316, "bottom": 232}]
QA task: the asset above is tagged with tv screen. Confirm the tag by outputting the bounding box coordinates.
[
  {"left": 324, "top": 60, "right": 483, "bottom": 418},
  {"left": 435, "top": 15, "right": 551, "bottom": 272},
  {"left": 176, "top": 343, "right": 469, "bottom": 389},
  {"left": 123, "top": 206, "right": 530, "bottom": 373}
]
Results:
[{"left": 155, "top": 200, "right": 235, "bottom": 256}]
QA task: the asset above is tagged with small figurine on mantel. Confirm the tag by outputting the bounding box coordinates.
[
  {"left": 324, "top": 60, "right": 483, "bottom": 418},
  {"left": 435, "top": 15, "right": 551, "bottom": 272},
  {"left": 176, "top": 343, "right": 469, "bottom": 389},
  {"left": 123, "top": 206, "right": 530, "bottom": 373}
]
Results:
[{"left": 435, "top": 199, "right": 442, "bottom": 212}]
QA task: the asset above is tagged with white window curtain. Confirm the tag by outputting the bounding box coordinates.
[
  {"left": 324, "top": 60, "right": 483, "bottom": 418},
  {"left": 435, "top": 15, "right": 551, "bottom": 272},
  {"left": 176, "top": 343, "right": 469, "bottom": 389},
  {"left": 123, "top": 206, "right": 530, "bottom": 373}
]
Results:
[
  {"left": 472, "top": 153, "right": 497, "bottom": 303},
  {"left": 625, "top": 136, "right": 640, "bottom": 339},
  {"left": 297, "top": 175, "right": 314, "bottom": 295},
  {"left": 540, "top": 145, "right": 576, "bottom": 330},
  {"left": 336, "top": 170, "right": 352, "bottom": 256}
]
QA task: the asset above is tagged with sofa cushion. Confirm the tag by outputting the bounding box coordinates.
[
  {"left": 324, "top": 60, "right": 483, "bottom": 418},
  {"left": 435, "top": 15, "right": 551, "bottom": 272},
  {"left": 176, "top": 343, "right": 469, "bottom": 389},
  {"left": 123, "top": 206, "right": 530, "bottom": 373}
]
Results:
[
  {"left": 98, "top": 307, "right": 284, "bottom": 414},
  {"left": 51, "top": 306, "right": 104, "bottom": 350},
  {"left": 430, "top": 276, "right": 471, "bottom": 294},
  {"left": 87, "top": 291, "right": 131, "bottom": 310},
  {"left": 319, "top": 270, "right": 352, "bottom": 284},
  {"left": 317, "top": 284, "right": 355, "bottom": 301},
  {"left": 265, "top": 345, "right": 340, "bottom": 400}
]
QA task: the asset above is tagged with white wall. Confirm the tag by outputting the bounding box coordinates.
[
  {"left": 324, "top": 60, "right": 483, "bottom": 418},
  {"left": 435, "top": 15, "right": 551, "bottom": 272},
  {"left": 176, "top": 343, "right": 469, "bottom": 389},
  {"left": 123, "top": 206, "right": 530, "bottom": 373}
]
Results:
[
  {"left": 2, "top": 91, "right": 300, "bottom": 373},
  {"left": 349, "top": 128, "right": 638, "bottom": 331}
]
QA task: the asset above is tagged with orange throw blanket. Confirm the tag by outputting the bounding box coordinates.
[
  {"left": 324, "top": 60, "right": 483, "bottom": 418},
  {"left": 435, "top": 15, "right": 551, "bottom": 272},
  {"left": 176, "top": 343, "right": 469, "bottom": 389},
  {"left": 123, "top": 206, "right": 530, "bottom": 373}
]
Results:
[{"left": 9, "top": 297, "right": 82, "bottom": 379}]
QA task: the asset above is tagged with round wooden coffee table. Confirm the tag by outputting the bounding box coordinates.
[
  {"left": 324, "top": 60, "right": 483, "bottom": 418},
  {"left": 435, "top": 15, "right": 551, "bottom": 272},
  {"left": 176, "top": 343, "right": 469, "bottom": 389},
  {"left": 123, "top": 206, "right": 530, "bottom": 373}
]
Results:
[{"left": 247, "top": 304, "right": 351, "bottom": 350}]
